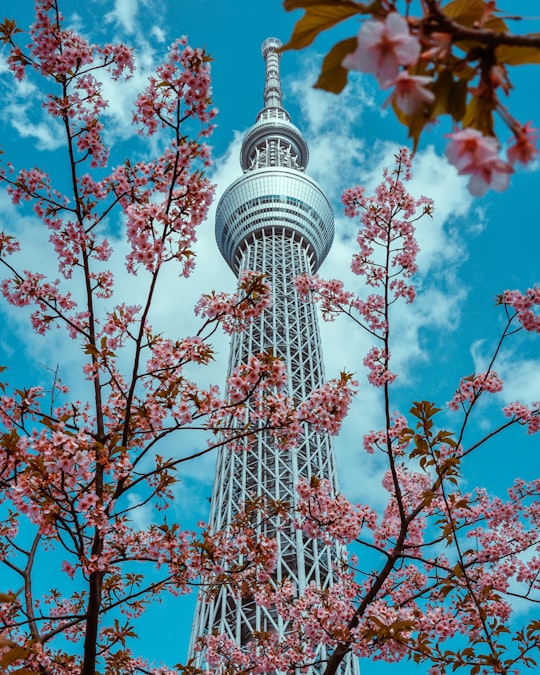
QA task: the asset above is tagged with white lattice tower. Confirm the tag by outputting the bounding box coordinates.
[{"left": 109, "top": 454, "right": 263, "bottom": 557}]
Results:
[{"left": 190, "top": 38, "right": 359, "bottom": 675}]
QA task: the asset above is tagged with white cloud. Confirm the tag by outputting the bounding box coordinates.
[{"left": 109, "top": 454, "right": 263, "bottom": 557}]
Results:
[
  {"left": 286, "top": 60, "right": 378, "bottom": 137},
  {"left": 472, "top": 339, "right": 540, "bottom": 405},
  {"left": 125, "top": 492, "right": 155, "bottom": 529},
  {"left": 501, "top": 357, "right": 540, "bottom": 403},
  {"left": 98, "top": 41, "right": 160, "bottom": 139},
  {"left": 105, "top": 0, "right": 139, "bottom": 34},
  {"left": 286, "top": 66, "right": 377, "bottom": 203},
  {"left": 151, "top": 26, "right": 166, "bottom": 43},
  {"left": 8, "top": 105, "right": 65, "bottom": 151},
  {"left": 0, "top": 58, "right": 65, "bottom": 152}
]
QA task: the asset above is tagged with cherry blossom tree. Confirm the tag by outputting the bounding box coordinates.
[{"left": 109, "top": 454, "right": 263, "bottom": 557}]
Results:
[
  {"left": 0, "top": 3, "right": 353, "bottom": 673},
  {"left": 281, "top": 0, "right": 539, "bottom": 195}
]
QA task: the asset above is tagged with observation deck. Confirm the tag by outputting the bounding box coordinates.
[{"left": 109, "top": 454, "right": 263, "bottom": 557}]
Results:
[{"left": 216, "top": 167, "right": 333, "bottom": 275}]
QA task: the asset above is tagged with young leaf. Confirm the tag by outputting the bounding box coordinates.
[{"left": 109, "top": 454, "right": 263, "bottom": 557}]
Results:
[
  {"left": 314, "top": 37, "right": 358, "bottom": 93},
  {"left": 496, "top": 43, "right": 540, "bottom": 65},
  {"left": 281, "top": 2, "right": 365, "bottom": 51},
  {"left": 443, "top": 0, "right": 507, "bottom": 32},
  {"left": 462, "top": 94, "right": 494, "bottom": 135}
]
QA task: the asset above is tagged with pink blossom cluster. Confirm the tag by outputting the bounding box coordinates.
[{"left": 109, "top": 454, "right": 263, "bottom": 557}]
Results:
[
  {"left": 0, "top": 232, "right": 20, "bottom": 256},
  {"left": 507, "top": 122, "right": 538, "bottom": 165},
  {"left": 4, "top": 167, "right": 115, "bottom": 285},
  {"left": 282, "top": 578, "right": 358, "bottom": 651},
  {"left": 195, "top": 270, "right": 272, "bottom": 333},
  {"left": 1, "top": 271, "right": 76, "bottom": 335},
  {"left": 446, "top": 125, "right": 538, "bottom": 197},
  {"left": 27, "top": 2, "right": 134, "bottom": 82},
  {"left": 344, "top": 154, "right": 425, "bottom": 304},
  {"left": 191, "top": 502, "right": 283, "bottom": 600},
  {"left": 294, "top": 274, "right": 390, "bottom": 331},
  {"left": 4, "top": 424, "right": 102, "bottom": 536},
  {"left": 101, "top": 303, "right": 141, "bottom": 349},
  {"left": 296, "top": 477, "right": 377, "bottom": 544},
  {"left": 343, "top": 13, "right": 420, "bottom": 85},
  {"left": 225, "top": 353, "right": 288, "bottom": 405},
  {"left": 204, "top": 353, "right": 301, "bottom": 452},
  {"left": 293, "top": 274, "right": 355, "bottom": 321},
  {"left": 199, "top": 574, "right": 361, "bottom": 673},
  {"left": 342, "top": 13, "right": 437, "bottom": 121},
  {"left": 363, "top": 346, "right": 397, "bottom": 387},
  {"left": 6, "top": 166, "right": 65, "bottom": 208},
  {"left": 6, "top": 0, "right": 136, "bottom": 169},
  {"left": 363, "top": 412, "right": 410, "bottom": 455},
  {"left": 375, "top": 465, "right": 432, "bottom": 548},
  {"left": 112, "top": 150, "right": 215, "bottom": 276},
  {"left": 464, "top": 486, "right": 540, "bottom": 609},
  {"left": 298, "top": 373, "right": 357, "bottom": 435},
  {"left": 344, "top": 169, "right": 424, "bottom": 284},
  {"left": 503, "top": 401, "right": 540, "bottom": 434},
  {"left": 384, "top": 72, "right": 435, "bottom": 115},
  {"left": 133, "top": 37, "right": 217, "bottom": 135},
  {"left": 446, "top": 129, "right": 513, "bottom": 197},
  {"left": 206, "top": 358, "right": 357, "bottom": 454},
  {"left": 200, "top": 628, "right": 313, "bottom": 675},
  {"left": 338, "top": 10, "right": 538, "bottom": 196},
  {"left": 447, "top": 371, "right": 504, "bottom": 411},
  {"left": 502, "top": 286, "right": 540, "bottom": 332}
]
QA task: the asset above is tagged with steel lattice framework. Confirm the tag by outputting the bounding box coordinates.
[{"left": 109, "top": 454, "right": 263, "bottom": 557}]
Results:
[{"left": 190, "top": 38, "right": 359, "bottom": 675}]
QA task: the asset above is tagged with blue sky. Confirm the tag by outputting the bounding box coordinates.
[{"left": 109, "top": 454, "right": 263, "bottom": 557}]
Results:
[{"left": 0, "top": 1, "right": 539, "bottom": 673}]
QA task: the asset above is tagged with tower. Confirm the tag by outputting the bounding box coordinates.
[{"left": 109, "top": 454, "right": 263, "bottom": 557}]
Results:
[{"left": 190, "top": 38, "right": 359, "bottom": 675}]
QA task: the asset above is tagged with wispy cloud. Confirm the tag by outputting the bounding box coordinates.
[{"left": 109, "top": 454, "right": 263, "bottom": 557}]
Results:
[
  {"left": 0, "top": 56, "right": 65, "bottom": 152},
  {"left": 105, "top": 0, "right": 140, "bottom": 34}
]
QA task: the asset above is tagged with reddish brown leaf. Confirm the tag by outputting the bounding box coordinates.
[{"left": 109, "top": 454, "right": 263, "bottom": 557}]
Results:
[
  {"left": 443, "top": 0, "right": 508, "bottom": 32},
  {"left": 0, "top": 645, "right": 30, "bottom": 669},
  {"left": 281, "top": 4, "right": 362, "bottom": 51}
]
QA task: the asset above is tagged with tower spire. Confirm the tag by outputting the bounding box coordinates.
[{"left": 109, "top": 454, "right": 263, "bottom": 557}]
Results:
[
  {"left": 240, "top": 38, "right": 309, "bottom": 174},
  {"left": 261, "top": 37, "right": 283, "bottom": 109}
]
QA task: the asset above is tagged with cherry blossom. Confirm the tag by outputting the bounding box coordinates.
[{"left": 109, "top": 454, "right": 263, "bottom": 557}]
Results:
[
  {"left": 384, "top": 72, "right": 435, "bottom": 115},
  {"left": 502, "top": 286, "right": 540, "bottom": 332},
  {"left": 363, "top": 346, "right": 397, "bottom": 387},
  {"left": 296, "top": 477, "right": 377, "bottom": 544},
  {"left": 195, "top": 270, "right": 272, "bottom": 333},
  {"left": 503, "top": 401, "right": 540, "bottom": 434},
  {"left": 507, "top": 122, "right": 538, "bottom": 165},
  {"left": 299, "top": 372, "right": 357, "bottom": 435},
  {"left": 447, "top": 371, "right": 504, "bottom": 410},
  {"left": 445, "top": 128, "right": 513, "bottom": 196},
  {"left": 343, "top": 13, "right": 421, "bottom": 85},
  {"left": 297, "top": 150, "right": 429, "bottom": 390}
]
